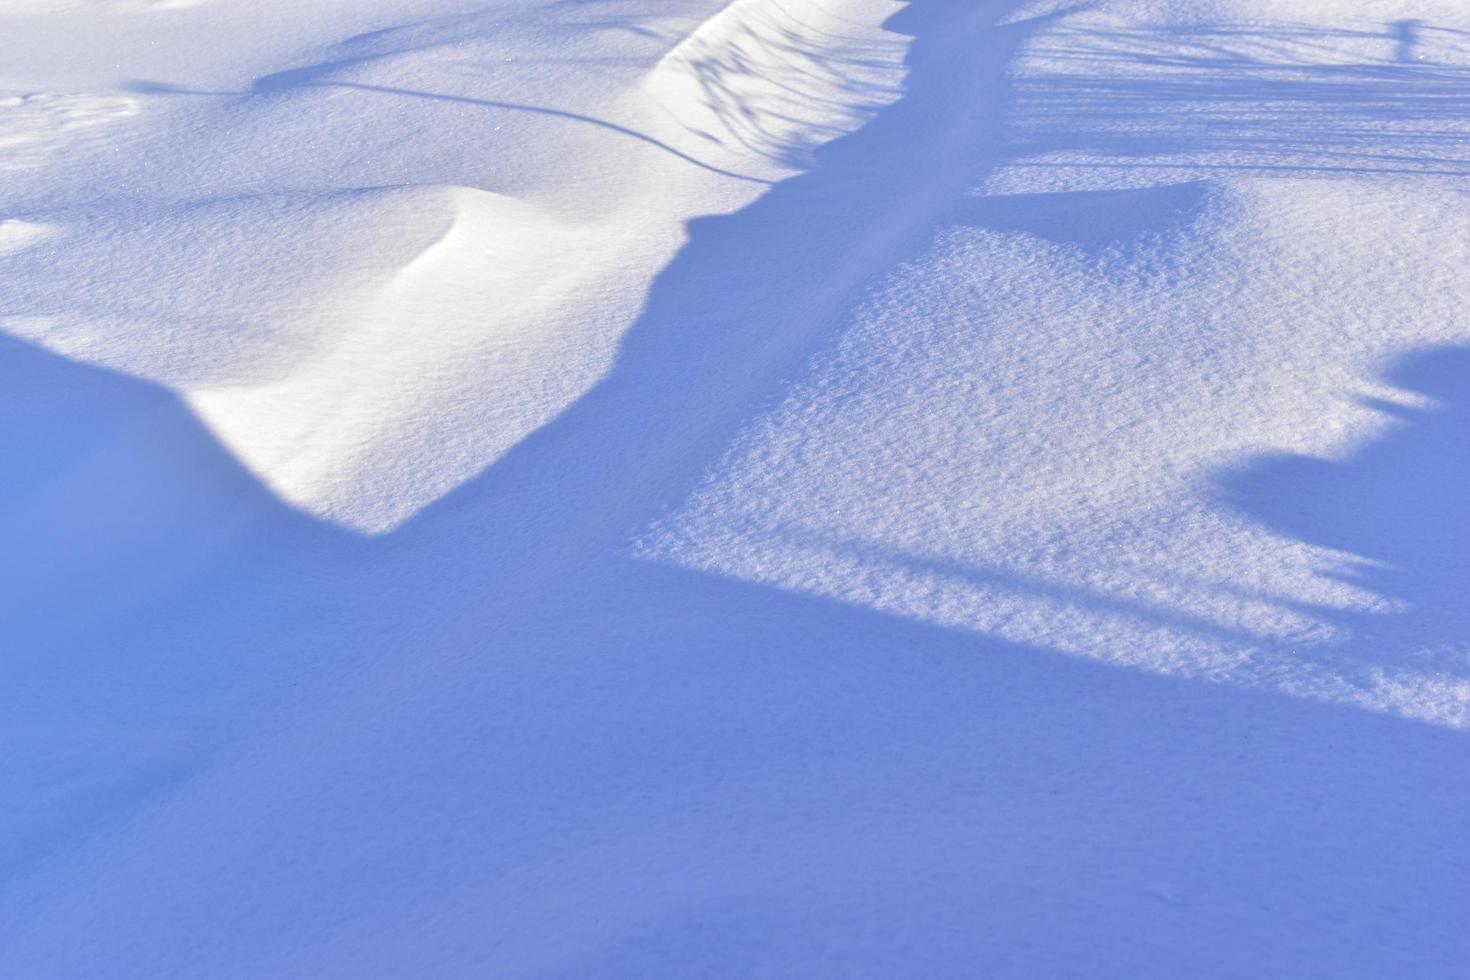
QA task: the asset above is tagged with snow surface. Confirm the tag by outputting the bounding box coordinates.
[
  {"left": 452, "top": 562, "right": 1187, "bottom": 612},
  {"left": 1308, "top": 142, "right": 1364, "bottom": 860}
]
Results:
[{"left": 2, "top": 0, "right": 1469, "bottom": 975}]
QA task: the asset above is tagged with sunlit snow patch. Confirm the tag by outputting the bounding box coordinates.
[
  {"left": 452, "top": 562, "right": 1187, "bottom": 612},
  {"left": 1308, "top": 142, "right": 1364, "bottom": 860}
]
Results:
[
  {"left": 187, "top": 186, "right": 631, "bottom": 534},
  {"left": 638, "top": 177, "right": 1470, "bottom": 730}
]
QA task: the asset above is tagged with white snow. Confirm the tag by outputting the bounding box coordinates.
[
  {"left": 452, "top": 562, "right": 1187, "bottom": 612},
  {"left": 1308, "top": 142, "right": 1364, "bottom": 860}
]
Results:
[{"left": 2, "top": 0, "right": 1468, "bottom": 976}]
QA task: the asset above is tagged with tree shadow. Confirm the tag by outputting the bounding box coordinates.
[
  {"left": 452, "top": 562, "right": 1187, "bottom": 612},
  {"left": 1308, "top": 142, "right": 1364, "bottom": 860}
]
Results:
[
  {"left": 1218, "top": 345, "right": 1470, "bottom": 686},
  {"left": 0, "top": 0, "right": 1067, "bottom": 890},
  {"left": 953, "top": 179, "right": 1212, "bottom": 257},
  {"left": 5, "top": 2, "right": 1470, "bottom": 975},
  {"left": 1008, "top": 19, "right": 1470, "bottom": 177},
  {"left": 6, "top": 344, "right": 1470, "bottom": 974}
]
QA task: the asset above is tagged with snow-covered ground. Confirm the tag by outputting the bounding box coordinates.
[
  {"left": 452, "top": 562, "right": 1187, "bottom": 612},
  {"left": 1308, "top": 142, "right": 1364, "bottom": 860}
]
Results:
[{"left": 3, "top": 0, "right": 1468, "bottom": 975}]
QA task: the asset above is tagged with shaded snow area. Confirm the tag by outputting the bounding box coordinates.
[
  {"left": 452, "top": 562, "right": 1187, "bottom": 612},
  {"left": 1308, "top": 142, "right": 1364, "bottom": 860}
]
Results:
[{"left": 2, "top": 0, "right": 1468, "bottom": 975}]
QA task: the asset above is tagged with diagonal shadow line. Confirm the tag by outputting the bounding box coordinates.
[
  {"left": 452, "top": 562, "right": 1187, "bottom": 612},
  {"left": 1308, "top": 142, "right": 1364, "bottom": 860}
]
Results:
[
  {"left": 125, "top": 77, "right": 775, "bottom": 185},
  {"left": 1006, "top": 158, "right": 1470, "bottom": 178},
  {"left": 769, "top": 528, "right": 1274, "bottom": 651},
  {"left": 323, "top": 82, "right": 777, "bottom": 185}
]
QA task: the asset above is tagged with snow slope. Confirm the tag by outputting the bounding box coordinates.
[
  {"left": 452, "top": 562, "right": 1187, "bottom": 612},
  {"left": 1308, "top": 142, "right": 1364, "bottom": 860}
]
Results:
[{"left": 2, "top": 0, "right": 1469, "bottom": 976}]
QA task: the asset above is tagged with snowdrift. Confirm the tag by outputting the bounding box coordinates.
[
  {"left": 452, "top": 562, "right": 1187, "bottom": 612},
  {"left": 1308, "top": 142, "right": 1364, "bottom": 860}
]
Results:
[{"left": 2, "top": 0, "right": 1468, "bottom": 976}]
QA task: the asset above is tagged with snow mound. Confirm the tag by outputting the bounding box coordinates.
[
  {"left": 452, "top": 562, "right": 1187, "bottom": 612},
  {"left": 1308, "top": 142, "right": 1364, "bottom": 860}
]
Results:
[
  {"left": 189, "top": 185, "right": 620, "bottom": 533},
  {"left": 639, "top": 0, "right": 906, "bottom": 176}
]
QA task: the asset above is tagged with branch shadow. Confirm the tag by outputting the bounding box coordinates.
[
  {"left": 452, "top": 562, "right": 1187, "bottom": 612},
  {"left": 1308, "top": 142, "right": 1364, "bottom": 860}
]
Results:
[
  {"left": 1007, "top": 19, "right": 1470, "bottom": 177},
  {"left": 124, "top": 72, "right": 775, "bottom": 185}
]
